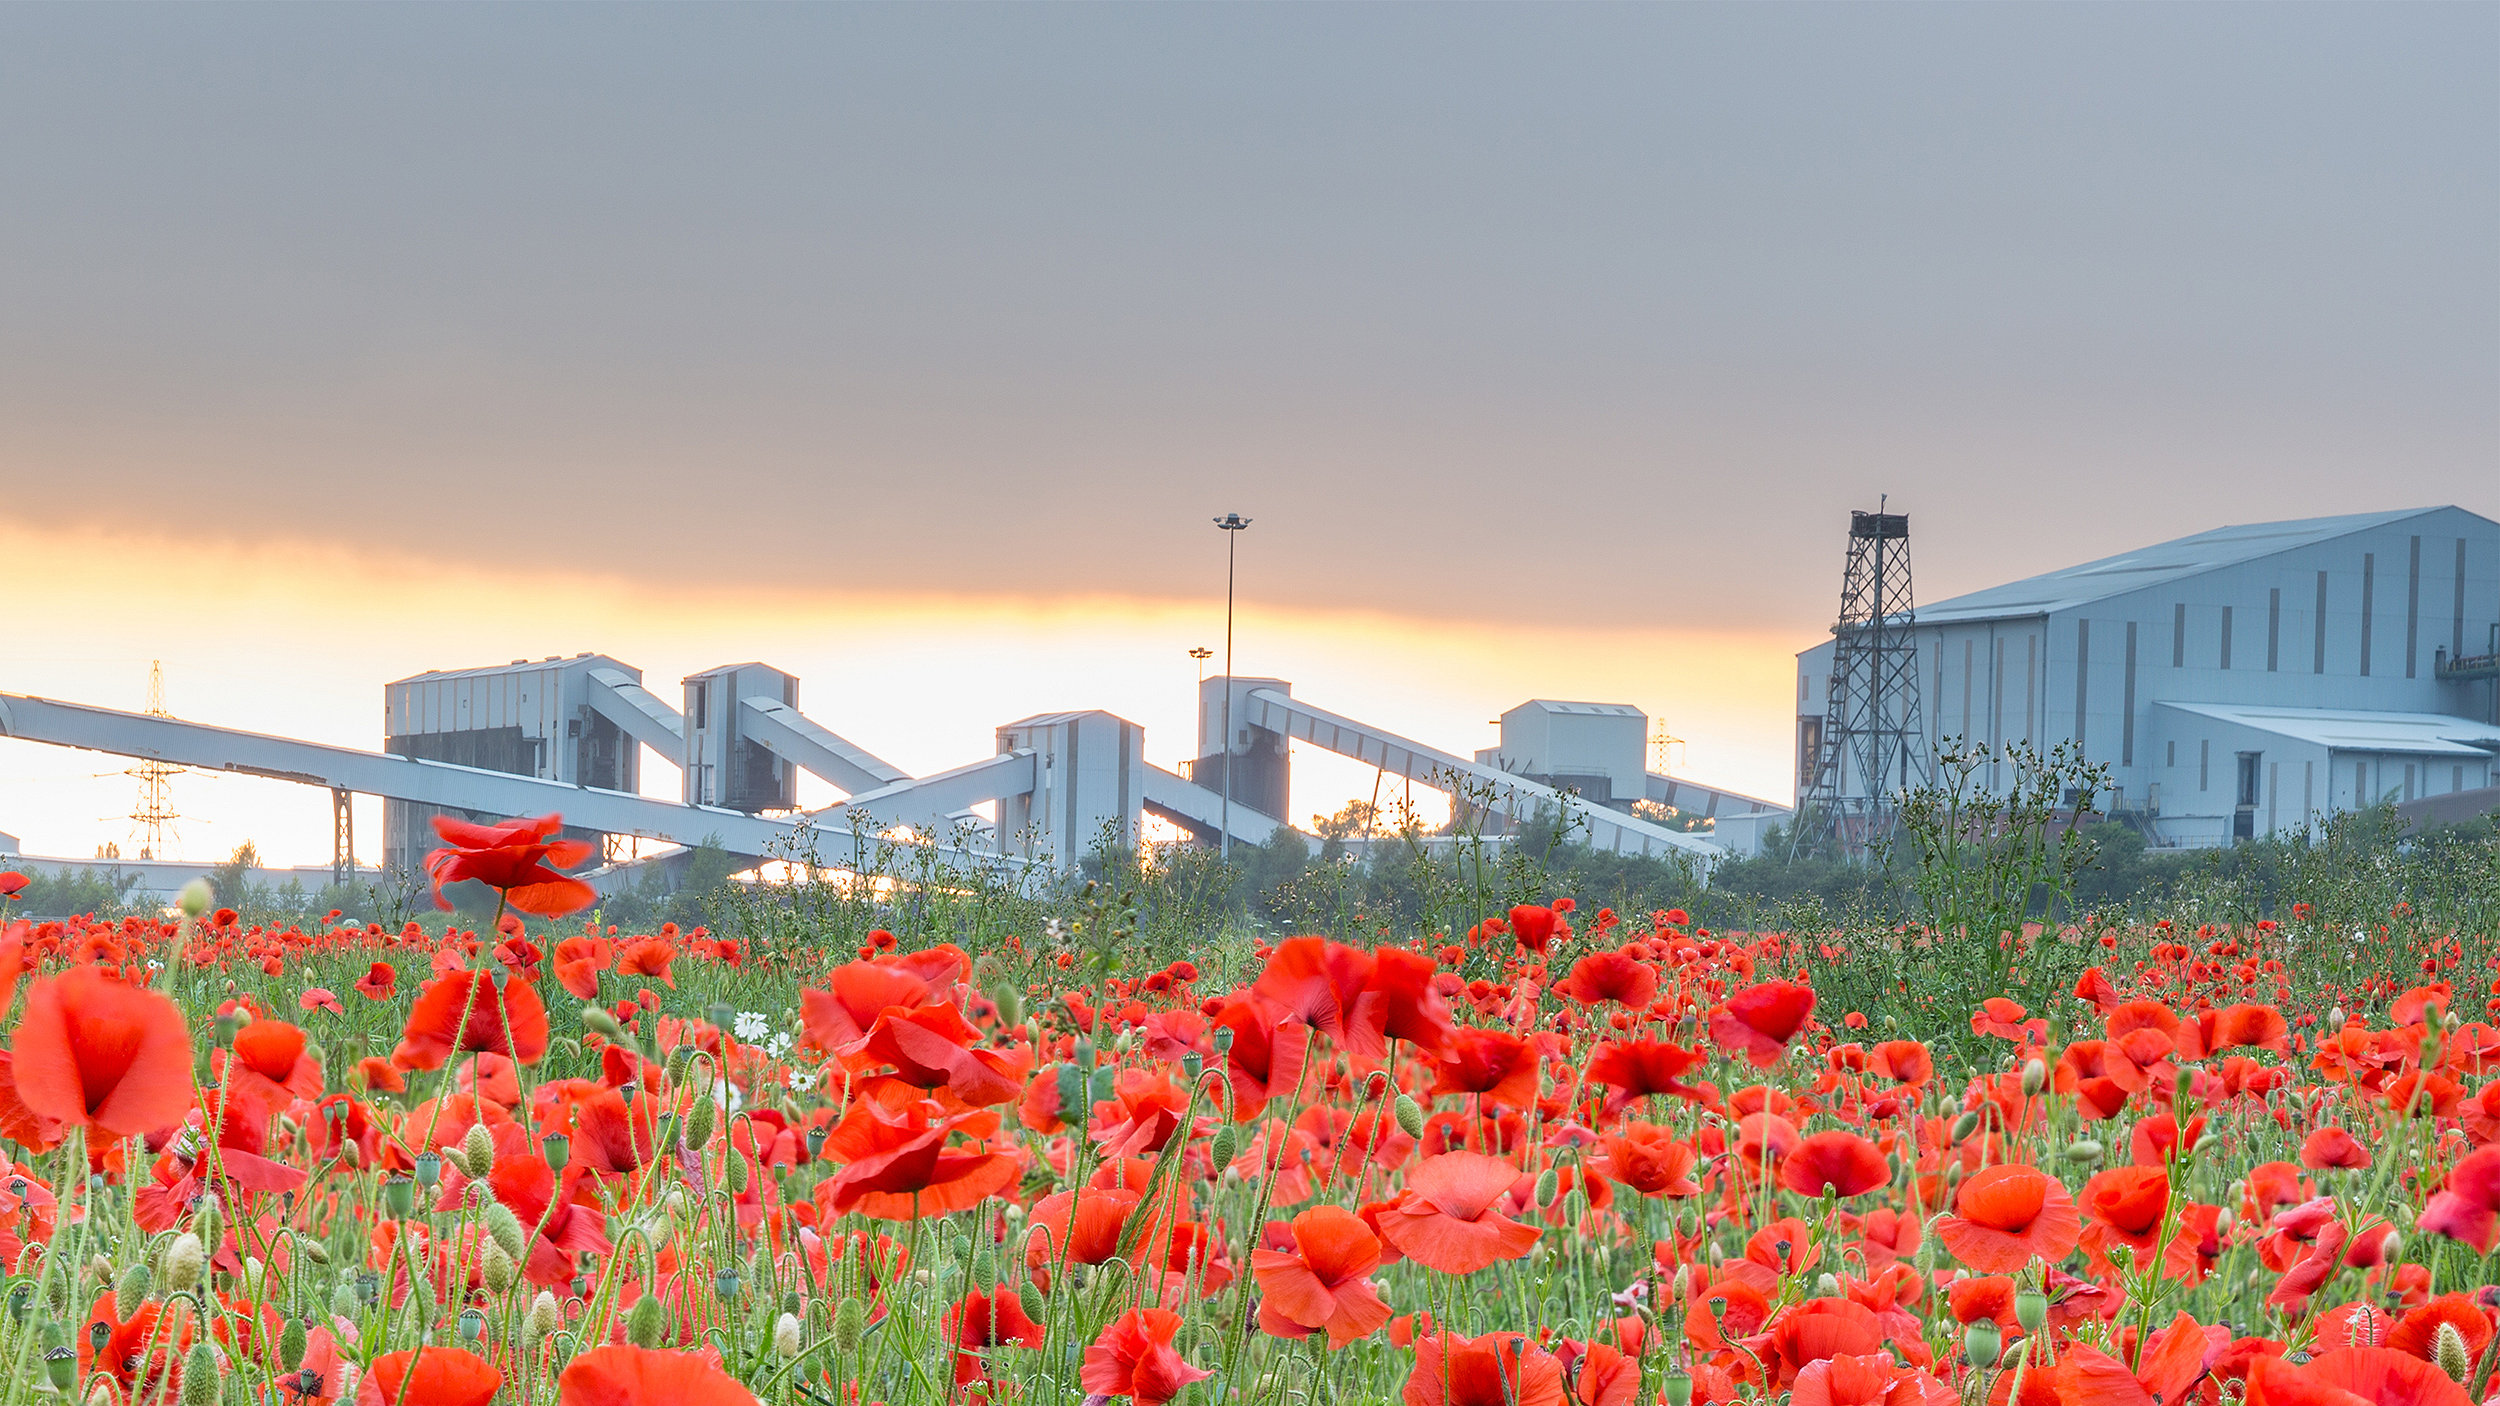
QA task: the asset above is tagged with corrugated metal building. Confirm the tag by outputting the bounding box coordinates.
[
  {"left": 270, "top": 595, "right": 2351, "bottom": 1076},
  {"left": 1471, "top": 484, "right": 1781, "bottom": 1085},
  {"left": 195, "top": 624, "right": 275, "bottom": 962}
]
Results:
[
  {"left": 1795, "top": 506, "right": 2500, "bottom": 848},
  {"left": 381, "top": 654, "right": 642, "bottom": 871}
]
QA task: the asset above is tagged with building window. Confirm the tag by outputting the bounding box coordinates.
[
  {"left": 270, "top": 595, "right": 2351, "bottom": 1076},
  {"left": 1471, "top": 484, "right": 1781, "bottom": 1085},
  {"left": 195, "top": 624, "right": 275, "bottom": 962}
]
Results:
[
  {"left": 2074, "top": 620, "right": 2089, "bottom": 747},
  {"left": 2121, "top": 623, "right": 2137, "bottom": 765},
  {"left": 2267, "top": 587, "right": 2281, "bottom": 672},
  {"left": 2360, "top": 552, "right": 2375, "bottom": 676},
  {"left": 2405, "top": 535, "right": 2422, "bottom": 679},
  {"left": 2166, "top": 740, "right": 2176, "bottom": 768},
  {"left": 2173, "top": 603, "right": 2187, "bottom": 668},
  {"left": 2220, "top": 605, "right": 2233, "bottom": 670},
  {"left": 2199, "top": 739, "right": 2210, "bottom": 792},
  {"left": 2455, "top": 765, "right": 2466, "bottom": 794},
  {"left": 2313, "top": 570, "right": 2329, "bottom": 675}
]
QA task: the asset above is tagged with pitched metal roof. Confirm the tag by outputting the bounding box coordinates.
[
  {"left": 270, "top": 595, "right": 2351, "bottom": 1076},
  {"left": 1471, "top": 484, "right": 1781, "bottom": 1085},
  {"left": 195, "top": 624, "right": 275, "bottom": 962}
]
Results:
[
  {"left": 2154, "top": 701, "right": 2500, "bottom": 758},
  {"left": 1912, "top": 508, "right": 2453, "bottom": 625}
]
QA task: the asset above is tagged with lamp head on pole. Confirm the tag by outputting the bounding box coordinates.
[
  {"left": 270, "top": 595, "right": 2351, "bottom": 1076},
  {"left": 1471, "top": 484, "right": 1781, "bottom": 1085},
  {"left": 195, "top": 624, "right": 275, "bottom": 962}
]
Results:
[{"left": 1214, "top": 513, "right": 1251, "bottom": 532}]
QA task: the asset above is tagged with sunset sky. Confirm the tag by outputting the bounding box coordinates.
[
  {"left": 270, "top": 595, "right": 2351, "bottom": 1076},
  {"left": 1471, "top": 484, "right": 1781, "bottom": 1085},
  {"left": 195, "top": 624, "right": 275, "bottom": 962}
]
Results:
[{"left": 2, "top": 4, "right": 2493, "bottom": 867}]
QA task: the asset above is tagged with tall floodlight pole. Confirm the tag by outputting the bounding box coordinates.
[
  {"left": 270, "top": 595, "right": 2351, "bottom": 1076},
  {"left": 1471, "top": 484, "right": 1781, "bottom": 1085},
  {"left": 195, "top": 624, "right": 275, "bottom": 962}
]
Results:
[{"left": 1214, "top": 513, "right": 1252, "bottom": 859}]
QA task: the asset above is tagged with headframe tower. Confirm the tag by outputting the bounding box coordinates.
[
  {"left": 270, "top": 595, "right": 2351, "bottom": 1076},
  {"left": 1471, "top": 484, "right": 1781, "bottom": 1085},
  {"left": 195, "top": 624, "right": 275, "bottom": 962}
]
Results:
[{"left": 1800, "top": 503, "right": 1928, "bottom": 854}]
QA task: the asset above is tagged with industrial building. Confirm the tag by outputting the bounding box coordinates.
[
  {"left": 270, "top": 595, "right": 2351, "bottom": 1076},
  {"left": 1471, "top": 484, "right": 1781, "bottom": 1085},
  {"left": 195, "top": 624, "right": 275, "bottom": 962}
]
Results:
[{"left": 1794, "top": 506, "right": 2500, "bottom": 849}]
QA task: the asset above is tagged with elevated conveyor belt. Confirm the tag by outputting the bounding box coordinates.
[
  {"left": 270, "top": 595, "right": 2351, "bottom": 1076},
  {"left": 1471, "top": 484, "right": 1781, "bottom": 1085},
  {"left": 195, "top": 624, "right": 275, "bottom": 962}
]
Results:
[{"left": 1139, "top": 764, "right": 1300, "bottom": 849}]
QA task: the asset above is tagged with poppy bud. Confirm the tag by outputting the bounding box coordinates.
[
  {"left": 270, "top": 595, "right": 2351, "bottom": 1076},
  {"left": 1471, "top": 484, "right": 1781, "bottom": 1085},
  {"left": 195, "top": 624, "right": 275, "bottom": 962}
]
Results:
[
  {"left": 1394, "top": 1094, "right": 1426, "bottom": 1140},
  {"left": 2434, "top": 1322, "right": 2471, "bottom": 1383},
  {"left": 1075, "top": 1040, "right": 1096, "bottom": 1071},
  {"left": 971, "top": 1247, "right": 997, "bottom": 1288},
  {"left": 279, "top": 1318, "right": 306, "bottom": 1371},
  {"left": 485, "top": 1203, "right": 526, "bottom": 1263},
  {"left": 1019, "top": 1282, "right": 1046, "bottom": 1323},
  {"left": 330, "top": 1282, "right": 360, "bottom": 1319},
  {"left": 1209, "top": 1127, "right": 1239, "bottom": 1169},
  {"left": 774, "top": 1312, "right": 805, "bottom": 1357},
  {"left": 583, "top": 1006, "right": 626, "bottom": 1040},
  {"left": 2020, "top": 1060, "right": 2046, "bottom": 1094},
  {"left": 114, "top": 1262, "right": 152, "bottom": 1303},
  {"left": 2328, "top": 1007, "right": 2346, "bottom": 1028},
  {"left": 2063, "top": 1140, "right": 2103, "bottom": 1163},
  {"left": 461, "top": 1124, "right": 496, "bottom": 1179},
  {"left": 1964, "top": 1318, "right": 2002, "bottom": 1370},
  {"left": 832, "top": 1296, "right": 869, "bottom": 1352},
  {"left": 2015, "top": 1289, "right": 2048, "bottom": 1334},
  {"left": 525, "top": 1291, "right": 561, "bottom": 1345},
  {"left": 182, "top": 1342, "right": 218, "bottom": 1406},
  {"left": 729, "top": 1155, "right": 750, "bottom": 1195},
  {"left": 627, "top": 1292, "right": 665, "bottom": 1347},
  {"left": 1563, "top": 1188, "right": 1590, "bottom": 1222},
  {"left": 2172, "top": 1067, "right": 2195, "bottom": 1109},
  {"left": 989, "top": 983, "right": 1024, "bottom": 1028},
  {"left": 178, "top": 879, "right": 214, "bottom": 919},
  {"left": 162, "top": 1234, "right": 204, "bottom": 1293},
  {"left": 1533, "top": 1169, "right": 1559, "bottom": 1209},
  {"left": 688, "top": 1094, "right": 718, "bottom": 1150},
  {"left": 1949, "top": 1111, "right": 1981, "bottom": 1142}
]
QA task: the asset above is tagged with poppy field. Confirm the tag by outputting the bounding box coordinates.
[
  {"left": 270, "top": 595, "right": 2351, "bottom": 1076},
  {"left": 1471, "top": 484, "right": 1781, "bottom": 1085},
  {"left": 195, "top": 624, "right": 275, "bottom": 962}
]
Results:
[{"left": 1, "top": 812, "right": 2499, "bottom": 1406}]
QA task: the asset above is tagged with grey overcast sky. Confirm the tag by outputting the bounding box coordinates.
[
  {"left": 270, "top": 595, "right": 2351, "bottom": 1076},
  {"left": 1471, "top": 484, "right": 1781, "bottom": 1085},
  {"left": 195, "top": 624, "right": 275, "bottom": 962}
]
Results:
[{"left": 2, "top": 2, "right": 2493, "bottom": 630}]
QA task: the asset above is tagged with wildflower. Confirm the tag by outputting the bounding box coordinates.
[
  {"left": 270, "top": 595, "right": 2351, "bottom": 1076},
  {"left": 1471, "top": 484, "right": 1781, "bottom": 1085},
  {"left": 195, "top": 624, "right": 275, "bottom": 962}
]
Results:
[
  {"left": 1080, "top": 1308, "right": 1209, "bottom": 1406},
  {"left": 424, "top": 813, "right": 596, "bottom": 918},
  {"left": 1710, "top": 980, "right": 1817, "bottom": 1068},
  {"left": 1252, "top": 1205, "right": 1393, "bottom": 1348},
  {"left": 394, "top": 969, "right": 549, "bottom": 1071},
  {"left": 1374, "top": 1151, "right": 1541, "bottom": 1274},
  {"left": 10, "top": 964, "right": 194, "bottom": 1138},
  {"left": 358, "top": 1347, "right": 501, "bottom": 1406},
  {"left": 555, "top": 1345, "right": 755, "bottom": 1406},
  {"left": 1778, "top": 1130, "right": 1889, "bottom": 1199},
  {"left": 944, "top": 1286, "right": 1044, "bottom": 1389},
  {"left": 1934, "top": 1164, "right": 2082, "bottom": 1273},
  {"left": 1402, "top": 1329, "right": 1565, "bottom": 1406}
]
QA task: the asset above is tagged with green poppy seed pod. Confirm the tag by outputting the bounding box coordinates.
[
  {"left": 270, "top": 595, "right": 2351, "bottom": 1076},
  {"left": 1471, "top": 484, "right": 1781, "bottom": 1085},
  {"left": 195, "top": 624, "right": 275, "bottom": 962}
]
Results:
[
  {"left": 832, "top": 1296, "right": 869, "bottom": 1352},
  {"left": 2015, "top": 1289, "right": 2048, "bottom": 1335},
  {"left": 1948, "top": 1111, "right": 1981, "bottom": 1142},
  {"left": 626, "top": 1292, "right": 665, "bottom": 1347},
  {"left": 1209, "top": 1126, "right": 1239, "bottom": 1169},
  {"left": 1663, "top": 1370, "right": 1694, "bottom": 1406},
  {"left": 1018, "top": 1282, "right": 1046, "bottom": 1324},
  {"left": 525, "top": 1291, "right": 561, "bottom": 1345},
  {"left": 2020, "top": 1060, "right": 2047, "bottom": 1095},
  {"left": 1075, "top": 1040, "right": 1096, "bottom": 1072},
  {"left": 715, "top": 1265, "right": 742, "bottom": 1300},
  {"left": 2063, "top": 1140, "right": 2104, "bottom": 1163},
  {"left": 412, "top": 1152, "right": 443, "bottom": 1190},
  {"left": 44, "top": 1346, "right": 75, "bottom": 1391},
  {"left": 2434, "top": 1322, "right": 2471, "bottom": 1383},
  {"left": 89, "top": 1319, "right": 111, "bottom": 1354},
  {"left": 1211, "top": 1024, "right": 1235, "bottom": 1055},
  {"left": 162, "top": 1233, "right": 204, "bottom": 1293},
  {"left": 1532, "top": 1169, "right": 1559, "bottom": 1209},
  {"left": 114, "top": 1262, "right": 153, "bottom": 1303},
  {"left": 1393, "top": 1093, "right": 1426, "bottom": 1140},
  {"left": 384, "top": 1176, "right": 415, "bottom": 1219},
  {"left": 181, "top": 1341, "right": 218, "bottom": 1405},
  {"left": 774, "top": 1312, "right": 804, "bottom": 1357},
  {"left": 279, "top": 1317, "right": 307, "bottom": 1371},
  {"left": 1964, "top": 1318, "right": 2002, "bottom": 1370},
  {"left": 688, "top": 1095, "right": 719, "bottom": 1150},
  {"left": 457, "top": 1307, "right": 485, "bottom": 1343},
  {"left": 177, "top": 879, "right": 214, "bottom": 919},
  {"left": 538, "top": 1131, "right": 570, "bottom": 1171}
]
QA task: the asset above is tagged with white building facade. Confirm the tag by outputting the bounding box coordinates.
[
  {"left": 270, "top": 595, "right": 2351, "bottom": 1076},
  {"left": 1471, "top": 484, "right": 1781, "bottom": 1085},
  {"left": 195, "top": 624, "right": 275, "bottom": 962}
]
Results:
[{"left": 1795, "top": 507, "right": 2500, "bottom": 848}]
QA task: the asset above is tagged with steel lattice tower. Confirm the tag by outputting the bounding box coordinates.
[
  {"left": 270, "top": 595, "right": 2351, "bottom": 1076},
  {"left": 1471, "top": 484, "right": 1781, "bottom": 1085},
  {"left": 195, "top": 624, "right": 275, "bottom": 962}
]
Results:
[
  {"left": 1801, "top": 505, "right": 1927, "bottom": 854},
  {"left": 126, "top": 661, "right": 181, "bottom": 859}
]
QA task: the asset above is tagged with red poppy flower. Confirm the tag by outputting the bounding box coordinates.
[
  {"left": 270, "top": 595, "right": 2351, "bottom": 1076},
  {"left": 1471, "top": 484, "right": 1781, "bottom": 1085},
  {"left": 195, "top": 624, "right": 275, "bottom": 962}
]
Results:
[
  {"left": 1253, "top": 1205, "right": 1392, "bottom": 1348},
  {"left": 2419, "top": 1145, "right": 2500, "bottom": 1252},
  {"left": 2384, "top": 1295, "right": 2492, "bottom": 1370},
  {"left": 10, "top": 964, "right": 195, "bottom": 1138},
  {"left": 2246, "top": 1347, "right": 2473, "bottom": 1406},
  {"left": 228, "top": 1017, "right": 323, "bottom": 1107},
  {"left": 816, "top": 1096, "right": 1017, "bottom": 1220},
  {"left": 1794, "top": 1352, "right": 1955, "bottom": 1406},
  {"left": 552, "top": 937, "right": 613, "bottom": 1001},
  {"left": 1599, "top": 1123, "right": 1701, "bottom": 1198},
  {"left": 357, "top": 1346, "right": 501, "bottom": 1406},
  {"left": 1508, "top": 905, "right": 1563, "bottom": 954},
  {"left": 1404, "top": 1330, "right": 1566, "bottom": 1406},
  {"left": 425, "top": 813, "right": 597, "bottom": 919},
  {"left": 354, "top": 962, "right": 397, "bottom": 1002},
  {"left": 394, "top": 970, "right": 549, "bottom": 1071},
  {"left": 800, "top": 961, "right": 936, "bottom": 1057},
  {"left": 556, "top": 1345, "right": 756, "bottom": 1406},
  {"left": 1779, "top": 1130, "right": 1889, "bottom": 1199},
  {"left": 2299, "top": 1127, "right": 2371, "bottom": 1171},
  {"left": 1081, "top": 1308, "right": 1209, "bottom": 1406},
  {"left": 1934, "top": 1164, "right": 2082, "bottom": 1273},
  {"left": 1554, "top": 948, "right": 1660, "bottom": 1010},
  {"left": 1584, "top": 1038, "right": 1706, "bottom": 1105},
  {"left": 1711, "top": 980, "right": 1817, "bottom": 1068},
  {"left": 0, "top": 872, "right": 26, "bottom": 899},
  {"left": 1374, "top": 1152, "right": 1541, "bottom": 1274},
  {"left": 1870, "top": 1040, "right": 1933, "bottom": 1086},
  {"left": 1431, "top": 1028, "right": 1542, "bottom": 1110},
  {"left": 944, "top": 1285, "right": 1044, "bottom": 1387}
]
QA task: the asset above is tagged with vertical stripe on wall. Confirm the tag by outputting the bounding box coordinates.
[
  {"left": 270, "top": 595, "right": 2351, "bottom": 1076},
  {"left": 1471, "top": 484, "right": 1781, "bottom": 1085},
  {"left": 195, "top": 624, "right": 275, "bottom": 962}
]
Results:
[
  {"left": 2025, "top": 634, "right": 2037, "bottom": 742},
  {"left": 1961, "top": 639, "right": 1973, "bottom": 739},
  {"left": 2267, "top": 588, "right": 2281, "bottom": 672},
  {"left": 2360, "top": 552, "right": 2375, "bottom": 676},
  {"left": 2267, "top": 761, "right": 2279, "bottom": 835},
  {"left": 2173, "top": 603, "right": 2186, "bottom": 668},
  {"left": 2220, "top": 605, "right": 2233, "bottom": 670},
  {"left": 2405, "top": 535, "right": 2422, "bottom": 678},
  {"left": 2313, "top": 571, "right": 2329, "bottom": 674},
  {"left": 2074, "top": 619, "right": 2090, "bottom": 748},
  {"left": 1990, "top": 637, "right": 2004, "bottom": 747},
  {"left": 2455, "top": 538, "right": 2470, "bottom": 659},
  {"left": 2122, "top": 622, "right": 2137, "bottom": 765}
]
